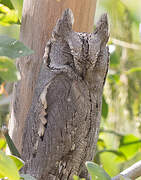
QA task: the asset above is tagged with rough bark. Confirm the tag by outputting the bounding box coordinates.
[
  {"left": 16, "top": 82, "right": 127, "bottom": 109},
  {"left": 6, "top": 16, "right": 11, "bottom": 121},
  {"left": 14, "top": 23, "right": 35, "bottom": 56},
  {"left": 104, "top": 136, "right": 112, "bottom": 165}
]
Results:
[
  {"left": 8, "top": 0, "right": 97, "bottom": 153},
  {"left": 21, "top": 9, "right": 109, "bottom": 180}
]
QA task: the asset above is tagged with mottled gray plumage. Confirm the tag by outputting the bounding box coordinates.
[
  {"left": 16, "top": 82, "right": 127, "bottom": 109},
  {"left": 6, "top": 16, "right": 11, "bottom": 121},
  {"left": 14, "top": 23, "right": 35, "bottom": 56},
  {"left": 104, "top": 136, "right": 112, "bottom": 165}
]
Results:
[{"left": 22, "top": 9, "right": 109, "bottom": 180}]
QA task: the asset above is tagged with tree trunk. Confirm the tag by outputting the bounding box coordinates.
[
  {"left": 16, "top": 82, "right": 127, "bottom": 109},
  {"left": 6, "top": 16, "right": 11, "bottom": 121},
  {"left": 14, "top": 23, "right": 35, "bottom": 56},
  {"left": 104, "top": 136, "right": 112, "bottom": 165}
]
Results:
[
  {"left": 8, "top": 0, "right": 97, "bottom": 153},
  {"left": 8, "top": 0, "right": 109, "bottom": 179},
  {"left": 21, "top": 9, "right": 109, "bottom": 180}
]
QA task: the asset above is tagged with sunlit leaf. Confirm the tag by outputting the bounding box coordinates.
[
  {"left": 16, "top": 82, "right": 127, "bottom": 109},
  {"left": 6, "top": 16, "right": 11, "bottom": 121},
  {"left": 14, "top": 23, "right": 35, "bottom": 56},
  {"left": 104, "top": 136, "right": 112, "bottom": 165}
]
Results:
[
  {"left": 102, "top": 96, "right": 108, "bottom": 119},
  {"left": 73, "top": 175, "right": 84, "bottom": 180},
  {"left": 73, "top": 175, "right": 85, "bottom": 180},
  {"left": 0, "top": 173, "right": 4, "bottom": 178},
  {"left": 10, "top": 0, "right": 23, "bottom": 18},
  {"left": 97, "top": 149, "right": 127, "bottom": 162},
  {"left": 119, "top": 134, "right": 141, "bottom": 159},
  {"left": 0, "top": 56, "right": 17, "bottom": 82},
  {"left": 0, "top": 4, "right": 19, "bottom": 26},
  {"left": 126, "top": 67, "right": 141, "bottom": 74},
  {"left": 0, "top": 150, "right": 20, "bottom": 180},
  {"left": 0, "top": 138, "right": 6, "bottom": 149},
  {"left": 85, "top": 161, "right": 111, "bottom": 180},
  {"left": 20, "top": 174, "right": 37, "bottom": 180},
  {"left": 0, "top": 36, "right": 34, "bottom": 59},
  {"left": 73, "top": 175, "right": 80, "bottom": 180},
  {"left": 8, "top": 155, "right": 24, "bottom": 170},
  {"left": 97, "top": 138, "right": 106, "bottom": 148},
  {"left": 0, "top": 0, "right": 14, "bottom": 9}
]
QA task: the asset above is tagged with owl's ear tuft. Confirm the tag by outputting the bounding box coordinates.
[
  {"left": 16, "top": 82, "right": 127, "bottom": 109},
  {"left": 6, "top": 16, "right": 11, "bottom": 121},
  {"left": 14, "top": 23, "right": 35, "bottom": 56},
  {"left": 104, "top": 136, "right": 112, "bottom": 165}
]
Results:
[
  {"left": 52, "top": 8, "right": 74, "bottom": 39},
  {"left": 93, "top": 13, "right": 109, "bottom": 45}
]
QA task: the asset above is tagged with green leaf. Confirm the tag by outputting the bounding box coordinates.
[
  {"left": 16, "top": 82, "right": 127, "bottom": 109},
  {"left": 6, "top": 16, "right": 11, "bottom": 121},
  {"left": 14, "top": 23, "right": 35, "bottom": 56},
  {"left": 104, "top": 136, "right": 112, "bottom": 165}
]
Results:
[
  {"left": 96, "top": 149, "right": 127, "bottom": 162},
  {"left": 126, "top": 67, "right": 141, "bottom": 74},
  {"left": 0, "top": 150, "right": 20, "bottom": 180},
  {"left": 2, "top": 127, "right": 21, "bottom": 157},
  {"left": 108, "top": 74, "right": 120, "bottom": 83},
  {"left": 0, "top": 56, "right": 17, "bottom": 82},
  {"left": 73, "top": 175, "right": 81, "bottom": 180},
  {"left": 0, "top": 4, "right": 19, "bottom": 26},
  {"left": 97, "top": 138, "right": 106, "bottom": 148},
  {"left": 20, "top": 174, "right": 37, "bottom": 180},
  {"left": 73, "top": 175, "right": 79, "bottom": 180},
  {"left": 0, "top": 0, "right": 15, "bottom": 9},
  {"left": 0, "top": 173, "right": 4, "bottom": 178},
  {"left": 102, "top": 96, "right": 108, "bottom": 119},
  {"left": 85, "top": 161, "right": 111, "bottom": 180},
  {"left": 73, "top": 175, "right": 85, "bottom": 180},
  {"left": 119, "top": 134, "right": 141, "bottom": 160},
  {"left": 0, "top": 138, "right": 6, "bottom": 149},
  {"left": 11, "top": 0, "right": 23, "bottom": 18},
  {"left": 0, "top": 36, "right": 34, "bottom": 59},
  {"left": 8, "top": 155, "right": 24, "bottom": 170}
]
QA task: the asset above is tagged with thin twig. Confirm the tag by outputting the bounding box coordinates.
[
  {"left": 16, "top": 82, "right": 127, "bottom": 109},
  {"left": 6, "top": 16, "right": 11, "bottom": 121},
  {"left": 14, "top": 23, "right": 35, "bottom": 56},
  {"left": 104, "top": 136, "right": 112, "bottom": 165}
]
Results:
[{"left": 110, "top": 38, "right": 141, "bottom": 50}]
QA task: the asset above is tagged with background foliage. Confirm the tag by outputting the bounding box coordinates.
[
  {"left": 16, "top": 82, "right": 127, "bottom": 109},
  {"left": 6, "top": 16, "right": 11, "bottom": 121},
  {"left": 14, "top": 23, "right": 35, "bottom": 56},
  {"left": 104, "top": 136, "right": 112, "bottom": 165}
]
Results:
[
  {"left": 0, "top": 0, "right": 141, "bottom": 179},
  {"left": 95, "top": 0, "right": 141, "bottom": 179}
]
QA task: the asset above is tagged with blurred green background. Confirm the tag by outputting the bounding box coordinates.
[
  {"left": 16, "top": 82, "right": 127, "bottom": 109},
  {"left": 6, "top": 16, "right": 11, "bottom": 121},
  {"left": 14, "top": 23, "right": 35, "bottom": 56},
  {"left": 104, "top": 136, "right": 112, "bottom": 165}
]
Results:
[
  {"left": 0, "top": 0, "right": 141, "bottom": 179},
  {"left": 95, "top": 0, "right": 141, "bottom": 179}
]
